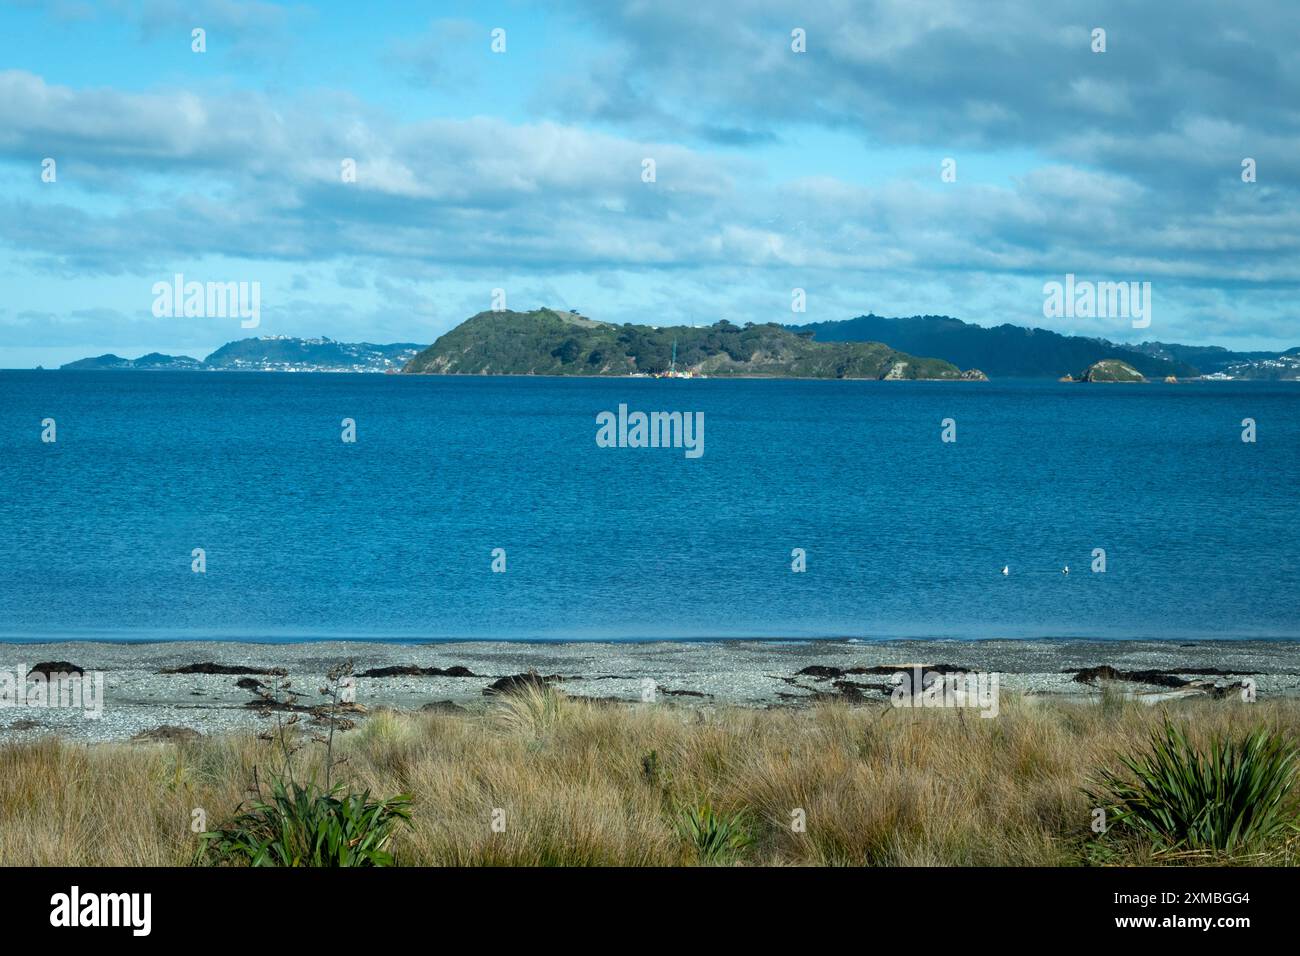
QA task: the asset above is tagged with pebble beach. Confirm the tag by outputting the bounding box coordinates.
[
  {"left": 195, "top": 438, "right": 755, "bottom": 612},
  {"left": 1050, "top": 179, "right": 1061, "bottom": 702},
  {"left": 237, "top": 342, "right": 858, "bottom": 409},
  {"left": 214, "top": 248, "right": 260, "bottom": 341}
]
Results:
[{"left": 3, "top": 638, "right": 1299, "bottom": 742}]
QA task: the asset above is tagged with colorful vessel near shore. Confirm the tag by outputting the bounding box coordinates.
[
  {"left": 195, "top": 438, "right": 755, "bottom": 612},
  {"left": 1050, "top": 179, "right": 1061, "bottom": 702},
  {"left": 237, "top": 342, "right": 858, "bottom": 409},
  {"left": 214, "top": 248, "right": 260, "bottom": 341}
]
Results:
[{"left": 653, "top": 338, "right": 705, "bottom": 378}]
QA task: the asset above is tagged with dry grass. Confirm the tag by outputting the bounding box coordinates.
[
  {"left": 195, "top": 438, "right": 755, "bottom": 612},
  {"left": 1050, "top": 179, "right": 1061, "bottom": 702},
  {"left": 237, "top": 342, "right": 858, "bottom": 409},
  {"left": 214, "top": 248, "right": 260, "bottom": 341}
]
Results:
[{"left": 2, "top": 690, "right": 1299, "bottom": 866}]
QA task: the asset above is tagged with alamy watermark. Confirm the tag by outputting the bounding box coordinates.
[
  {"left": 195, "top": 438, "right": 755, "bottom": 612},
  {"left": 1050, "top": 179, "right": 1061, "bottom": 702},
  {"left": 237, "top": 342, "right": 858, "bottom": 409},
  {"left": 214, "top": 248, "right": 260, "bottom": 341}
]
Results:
[
  {"left": 890, "top": 667, "right": 1000, "bottom": 718},
  {"left": 50, "top": 886, "right": 150, "bottom": 936},
  {"left": 1, "top": 665, "right": 104, "bottom": 719},
  {"left": 596, "top": 404, "right": 704, "bottom": 458},
  {"left": 1042, "top": 274, "right": 1150, "bottom": 329},
  {"left": 152, "top": 273, "right": 260, "bottom": 328}
]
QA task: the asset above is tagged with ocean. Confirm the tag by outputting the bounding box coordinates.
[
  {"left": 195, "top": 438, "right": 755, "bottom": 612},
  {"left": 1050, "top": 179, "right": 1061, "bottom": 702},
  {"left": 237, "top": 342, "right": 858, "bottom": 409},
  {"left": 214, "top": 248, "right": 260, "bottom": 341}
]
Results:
[{"left": 1, "top": 370, "right": 1297, "bottom": 642}]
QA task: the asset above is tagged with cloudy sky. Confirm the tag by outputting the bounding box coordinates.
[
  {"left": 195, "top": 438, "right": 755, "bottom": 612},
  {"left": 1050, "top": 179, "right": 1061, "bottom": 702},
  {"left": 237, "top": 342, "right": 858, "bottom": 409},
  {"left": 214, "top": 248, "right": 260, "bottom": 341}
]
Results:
[{"left": 1, "top": 0, "right": 1297, "bottom": 367}]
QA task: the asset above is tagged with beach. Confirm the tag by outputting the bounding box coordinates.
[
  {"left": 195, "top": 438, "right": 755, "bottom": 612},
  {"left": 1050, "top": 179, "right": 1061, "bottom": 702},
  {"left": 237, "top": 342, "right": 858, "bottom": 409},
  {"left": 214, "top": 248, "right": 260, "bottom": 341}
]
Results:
[{"left": 4, "top": 638, "right": 1298, "bottom": 742}]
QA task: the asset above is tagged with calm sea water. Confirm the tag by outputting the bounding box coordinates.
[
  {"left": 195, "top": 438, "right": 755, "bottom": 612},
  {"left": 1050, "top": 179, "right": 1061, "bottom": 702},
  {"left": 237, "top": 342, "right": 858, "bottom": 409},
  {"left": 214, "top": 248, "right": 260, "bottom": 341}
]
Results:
[{"left": 1, "top": 370, "right": 1297, "bottom": 642}]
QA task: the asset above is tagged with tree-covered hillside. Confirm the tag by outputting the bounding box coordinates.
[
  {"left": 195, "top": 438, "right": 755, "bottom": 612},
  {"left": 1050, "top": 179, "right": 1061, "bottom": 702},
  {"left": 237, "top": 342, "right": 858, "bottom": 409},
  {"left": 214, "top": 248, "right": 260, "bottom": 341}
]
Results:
[
  {"left": 404, "top": 309, "right": 984, "bottom": 380},
  {"left": 791, "top": 314, "right": 1198, "bottom": 379}
]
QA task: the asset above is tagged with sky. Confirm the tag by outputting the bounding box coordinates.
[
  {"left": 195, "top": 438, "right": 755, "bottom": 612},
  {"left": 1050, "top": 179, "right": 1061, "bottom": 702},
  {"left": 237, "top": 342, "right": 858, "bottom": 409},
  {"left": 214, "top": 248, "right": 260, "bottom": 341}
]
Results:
[{"left": 1, "top": 0, "right": 1298, "bottom": 367}]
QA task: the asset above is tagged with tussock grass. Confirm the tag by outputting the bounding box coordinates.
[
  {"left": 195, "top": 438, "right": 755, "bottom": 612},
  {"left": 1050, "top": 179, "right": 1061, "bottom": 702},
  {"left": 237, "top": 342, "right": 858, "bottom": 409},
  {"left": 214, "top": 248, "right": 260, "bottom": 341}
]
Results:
[
  {"left": 2, "top": 693, "right": 1298, "bottom": 866},
  {"left": 1087, "top": 719, "right": 1299, "bottom": 858},
  {"left": 197, "top": 780, "right": 412, "bottom": 867}
]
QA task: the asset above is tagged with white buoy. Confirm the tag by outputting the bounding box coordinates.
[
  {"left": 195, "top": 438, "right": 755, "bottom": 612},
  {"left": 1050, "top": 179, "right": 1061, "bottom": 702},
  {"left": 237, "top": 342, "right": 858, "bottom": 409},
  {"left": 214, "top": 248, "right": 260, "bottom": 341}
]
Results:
[
  {"left": 1001, "top": 565, "right": 1009, "bottom": 576},
  {"left": 1062, "top": 565, "right": 1070, "bottom": 574}
]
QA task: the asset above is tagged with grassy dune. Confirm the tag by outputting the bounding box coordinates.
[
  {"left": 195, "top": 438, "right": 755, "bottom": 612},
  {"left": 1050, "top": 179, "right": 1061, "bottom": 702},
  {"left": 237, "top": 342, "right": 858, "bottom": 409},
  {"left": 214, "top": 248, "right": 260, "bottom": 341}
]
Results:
[{"left": 2, "top": 691, "right": 1298, "bottom": 866}]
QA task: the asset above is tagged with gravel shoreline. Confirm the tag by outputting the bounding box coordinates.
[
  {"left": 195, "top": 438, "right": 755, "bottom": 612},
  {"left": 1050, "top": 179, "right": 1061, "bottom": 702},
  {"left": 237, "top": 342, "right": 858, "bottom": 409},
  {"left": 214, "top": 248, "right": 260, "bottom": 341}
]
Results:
[{"left": 3, "top": 638, "right": 1299, "bottom": 742}]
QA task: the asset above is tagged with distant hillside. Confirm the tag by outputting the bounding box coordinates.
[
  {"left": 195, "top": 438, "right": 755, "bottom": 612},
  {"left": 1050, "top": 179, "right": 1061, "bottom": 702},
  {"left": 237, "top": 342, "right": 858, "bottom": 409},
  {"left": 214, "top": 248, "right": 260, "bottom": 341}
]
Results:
[
  {"left": 403, "top": 309, "right": 986, "bottom": 380},
  {"left": 790, "top": 314, "right": 1198, "bottom": 379},
  {"left": 61, "top": 352, "right": 202, "bottom": 370},
  {"left": 203, "top": 337, "right": 422, "bottom": 371},
  {"left": 61, "top": 319, "right": 1296, "bottom": 380},
  {"left": 1127, "top": 342, "right": 1300, "bottom": 380},
  {"left": 61, "top": 338, "right": 424, "bottom": 373}
]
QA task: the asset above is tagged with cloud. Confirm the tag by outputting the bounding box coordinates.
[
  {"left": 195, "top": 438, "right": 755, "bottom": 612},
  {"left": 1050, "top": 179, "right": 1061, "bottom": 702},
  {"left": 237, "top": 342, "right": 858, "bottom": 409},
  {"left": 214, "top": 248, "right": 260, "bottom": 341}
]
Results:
[
  {"left": 548, "top": 0, "right": 1300, "bottom": 188},
  {"left": 1, "top": 0, "right": 1298, "bottom": 360},
  {"left": 7, "top": 66, "right": 1293, "bottom": 290},
  {"left": 0, "top": 71, "right": 750, "bottom": 278}
]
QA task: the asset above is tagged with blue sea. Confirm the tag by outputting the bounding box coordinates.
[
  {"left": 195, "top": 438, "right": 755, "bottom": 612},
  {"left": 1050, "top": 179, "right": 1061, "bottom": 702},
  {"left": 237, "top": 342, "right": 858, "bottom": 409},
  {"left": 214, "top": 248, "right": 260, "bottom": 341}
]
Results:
[{"left": 1, "top": 371, "right": 1297, "bottom": 642}]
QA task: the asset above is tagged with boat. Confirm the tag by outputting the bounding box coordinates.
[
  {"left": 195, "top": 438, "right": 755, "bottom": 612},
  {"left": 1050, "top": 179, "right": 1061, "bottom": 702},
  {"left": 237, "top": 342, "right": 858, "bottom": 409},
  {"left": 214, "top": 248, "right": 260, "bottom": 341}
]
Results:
[{"left": 654, "top": 338, "right": 700, "bottom": 378}]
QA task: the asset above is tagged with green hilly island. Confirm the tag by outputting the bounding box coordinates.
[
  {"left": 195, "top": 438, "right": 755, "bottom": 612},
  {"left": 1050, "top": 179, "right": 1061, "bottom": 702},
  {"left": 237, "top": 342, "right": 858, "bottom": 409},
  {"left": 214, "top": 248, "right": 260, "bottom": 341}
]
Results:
[
  {"left": 1079, "top": 359, "right": 1146, "bottom": 382},
  {"left": 403, "top": 309, "right": 987, "bottom": 380}
]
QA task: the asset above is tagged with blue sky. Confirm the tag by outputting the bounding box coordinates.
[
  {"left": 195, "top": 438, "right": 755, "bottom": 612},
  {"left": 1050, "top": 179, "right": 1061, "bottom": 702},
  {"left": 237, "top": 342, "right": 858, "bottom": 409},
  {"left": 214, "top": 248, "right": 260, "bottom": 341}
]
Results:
[{"left": 1, "top": 0, "right": 1298, "bottom": 367}]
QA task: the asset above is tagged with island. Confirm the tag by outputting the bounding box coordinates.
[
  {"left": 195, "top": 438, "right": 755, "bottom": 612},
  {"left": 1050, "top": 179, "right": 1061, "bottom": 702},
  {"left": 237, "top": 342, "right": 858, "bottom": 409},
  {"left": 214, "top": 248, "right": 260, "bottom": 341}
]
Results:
[
  {"left": 1077, "top": 359, "right": 1146, "bottom": 382},
  {"left": 60, "top": 337, "right": 423, "bottom": 373},
  {"left": 403, "top": 308, "right": 988, "bottom": 380}
]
